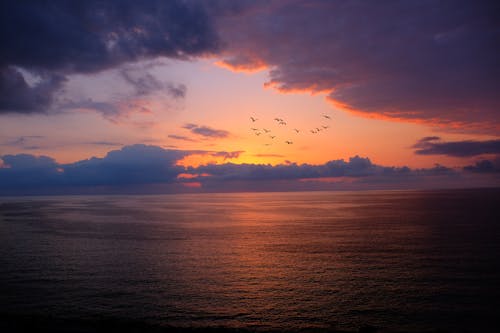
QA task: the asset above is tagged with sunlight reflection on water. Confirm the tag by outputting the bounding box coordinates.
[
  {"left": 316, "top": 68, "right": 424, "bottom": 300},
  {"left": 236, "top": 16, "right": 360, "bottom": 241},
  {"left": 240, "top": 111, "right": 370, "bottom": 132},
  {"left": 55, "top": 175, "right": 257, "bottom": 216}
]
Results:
[{"left": 1, "top": 189, "right": 499, "bottom": 332}]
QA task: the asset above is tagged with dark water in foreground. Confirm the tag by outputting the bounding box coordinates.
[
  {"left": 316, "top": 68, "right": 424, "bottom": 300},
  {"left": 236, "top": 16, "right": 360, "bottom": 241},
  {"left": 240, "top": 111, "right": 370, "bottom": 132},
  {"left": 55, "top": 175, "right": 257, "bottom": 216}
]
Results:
[{"left": 1, "top": 189, "right": 499, "bottom": 332}]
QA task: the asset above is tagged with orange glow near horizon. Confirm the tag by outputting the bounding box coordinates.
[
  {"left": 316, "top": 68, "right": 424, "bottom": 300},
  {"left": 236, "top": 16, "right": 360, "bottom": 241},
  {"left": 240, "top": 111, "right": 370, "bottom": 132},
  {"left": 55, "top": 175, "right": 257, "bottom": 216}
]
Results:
[{"left": 1, "top": 59, "right": 496, "bottom": 171}]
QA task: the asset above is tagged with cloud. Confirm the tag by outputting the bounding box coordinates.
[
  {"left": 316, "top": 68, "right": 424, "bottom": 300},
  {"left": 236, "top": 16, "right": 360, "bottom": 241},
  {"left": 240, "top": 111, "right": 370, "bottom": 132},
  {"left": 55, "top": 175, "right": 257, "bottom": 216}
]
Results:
[
  {"left": 168, "top": 134, "right": 197, "bottom": 142},
  {"left": 0, "top": 144, "right": 188, "bottom": 192},
  {"left": 211, "top": 150, "right": 244, "bottom": 160},
  {"left": 2, "top": 145, "right": 498, "bottom": 195},
  {"left": 463, "top": 158, "right": 500, "bottom": 173},
  {"left": 182, "top": 123, "right": 230, "bottom": 139},
  {"left": 0, "top": 66, "right": 66, "bottom": 113},
  {"left": 1, "top": 1, "right": 218, "bottom": 72},
  {"left": 120, "top": 67, "right": 187, "bottom": 99},
  {"left": 0, "top": 136, "right": 45, "bottom": 150},
  {"left": 413, "top": 137, "right": 500, "bottom": 157},
  {"left": 60, "top": 98, "right": 121, "bottom": 119},
  {"left": 0, "top": 154, "right": 61, "bottom": 188},
  {"left": 62, "top": 144, "right": 187, "bottom": 186},
  {"left": 0, "top": 0, "right": 218, "bottom": 114},
  {"left": 166, "top": 83, "right": 187, "bottom": 99},
  {"left": 216, "top": 1, "right": 500, "bottom": 131},
  {"left": 2, "top": 0, "right": 499, "bottom": 132},
  {"left": 189, "top": 156, "right": 397, "bottom": 182},
  {"left": 84, "top": 141, "right": 123, "bottom": 147}
]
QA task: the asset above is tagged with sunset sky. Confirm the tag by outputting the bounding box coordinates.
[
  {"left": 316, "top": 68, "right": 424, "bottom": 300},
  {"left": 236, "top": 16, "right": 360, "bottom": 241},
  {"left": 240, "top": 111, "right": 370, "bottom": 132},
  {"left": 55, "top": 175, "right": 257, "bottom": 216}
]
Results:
[{"left": 1, "top": 0, "right": 499, "bottom": 194}]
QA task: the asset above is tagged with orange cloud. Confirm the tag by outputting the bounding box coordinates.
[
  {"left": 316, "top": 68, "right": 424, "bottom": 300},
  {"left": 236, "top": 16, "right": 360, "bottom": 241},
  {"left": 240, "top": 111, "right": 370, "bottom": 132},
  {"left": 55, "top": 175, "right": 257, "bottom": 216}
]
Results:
[{"left": 214, "top": 54, "right": 268, "bottom": 74}]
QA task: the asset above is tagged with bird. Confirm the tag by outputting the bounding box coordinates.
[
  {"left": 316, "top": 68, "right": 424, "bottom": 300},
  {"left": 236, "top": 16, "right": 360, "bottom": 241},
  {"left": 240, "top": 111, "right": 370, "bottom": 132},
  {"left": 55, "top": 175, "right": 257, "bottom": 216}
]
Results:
[
  {"left": 279, "top": 121, "right": 287, "bottom": 125},
  {"left": 316, "top": 127, "right": 321, "bottom": 132},
  {"left": 285, "top": 140, "right": 293, "bottom": 144},
  {"left": 263, "top": 128, "right": 271, "bottom": 133},
  {"left": 251, "top": 127, "right": 258, "bottom": 131},
  {"left": 269, "top": 135, "right": 276, "bottom": 139},
  {"left": 322, "top": 125, "right": 329, "bottom": 129},
  {"left": 310, "top": 130, "right": 317, "bottom": 134},
  {"left": 322, "top": 114, "right": 332, "bottom": 120},
  {"left": 293, "top": 128, "right": 300, "bottom": 133},
  {"left": 250, "top": 117, "right": 258, "bottom": 122},
  {"left": 255, "top": 132, "right": 261, "bottom": 136},
  {"left": 264, "top": 143, "right": 272, "bottom": 146},
  {"left": 274, "top": 118, "right": 283, "bottom": 122}
]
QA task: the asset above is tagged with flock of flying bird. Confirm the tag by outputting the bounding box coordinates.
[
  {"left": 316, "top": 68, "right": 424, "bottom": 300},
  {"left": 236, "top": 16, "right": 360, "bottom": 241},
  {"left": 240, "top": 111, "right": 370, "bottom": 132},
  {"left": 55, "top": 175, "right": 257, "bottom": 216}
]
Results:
[{"left": 249, "top": 114, "right": 332, "bottom": 146}]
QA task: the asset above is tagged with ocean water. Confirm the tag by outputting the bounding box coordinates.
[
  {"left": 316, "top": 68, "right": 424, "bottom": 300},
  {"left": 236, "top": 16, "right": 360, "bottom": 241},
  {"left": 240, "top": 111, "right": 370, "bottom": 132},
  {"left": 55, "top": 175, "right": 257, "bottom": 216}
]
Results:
[{"left": 1, "top": 189, "right": 499, "bottom": 332}]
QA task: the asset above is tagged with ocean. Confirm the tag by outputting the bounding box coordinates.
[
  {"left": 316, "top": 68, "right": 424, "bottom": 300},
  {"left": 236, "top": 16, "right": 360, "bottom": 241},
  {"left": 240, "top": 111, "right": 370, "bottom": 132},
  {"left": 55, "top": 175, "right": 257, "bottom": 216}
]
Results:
[{"left": 1, "top": 189, "right": 499, "bottom": 332}]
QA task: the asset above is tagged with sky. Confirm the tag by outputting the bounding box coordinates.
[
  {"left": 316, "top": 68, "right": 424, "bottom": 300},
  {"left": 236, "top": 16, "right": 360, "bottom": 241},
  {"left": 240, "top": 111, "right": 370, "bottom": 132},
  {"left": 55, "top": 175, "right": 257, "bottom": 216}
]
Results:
[{"left": 1, "top": 0, "right": 499, "bottom": 194}]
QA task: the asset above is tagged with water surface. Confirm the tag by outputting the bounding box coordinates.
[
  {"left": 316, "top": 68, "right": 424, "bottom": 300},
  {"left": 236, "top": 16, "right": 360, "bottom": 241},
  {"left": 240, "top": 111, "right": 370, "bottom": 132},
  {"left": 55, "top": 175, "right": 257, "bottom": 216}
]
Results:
[{"left": 1, "top": 189, "right": 499, "bottom": 332}]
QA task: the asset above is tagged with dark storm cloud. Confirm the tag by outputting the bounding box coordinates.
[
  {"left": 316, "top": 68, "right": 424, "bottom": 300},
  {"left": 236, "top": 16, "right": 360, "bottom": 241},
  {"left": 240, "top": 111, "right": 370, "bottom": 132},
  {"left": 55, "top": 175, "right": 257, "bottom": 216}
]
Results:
[
  {"left": 217, "top": 0, "right": 500, "bottom": 130},
  {"left": 413, "top": 137, "right": 500, "bottom": 157},
  {"left": 0, "top": 0, "right": 218, "bottom": 72},
  {"left": 2, "top": 0, "right": 499, "bottom": 129},
  {"left": 182, "top": 123, "right": 230, "bottom": 139},
  {"left": 0, "top": 66, "right": 66, "bottom": 113},
  {"left": 0, "top": 0, "right": 218, "bottom": 113}
]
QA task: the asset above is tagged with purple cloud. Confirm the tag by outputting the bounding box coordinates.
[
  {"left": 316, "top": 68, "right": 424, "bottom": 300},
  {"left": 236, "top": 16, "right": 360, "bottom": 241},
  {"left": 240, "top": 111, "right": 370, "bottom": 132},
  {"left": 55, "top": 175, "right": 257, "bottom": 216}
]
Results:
[
  {"left": 211, "top": 151, "right": 244, "bottom": 160},
  {"left": 120, "top": 67, "right": 187, "bottom": 99},
  {"left": 1, "top": 145, "right": 498, "bottom": 195},
  {"left": 168, "top": 134, "right": 198, "bottom": 142},
  {"left": 182, "top": 123, "right": 230, "bottom": 139},
  {"left": 0, "top": 66, "right": 66, "bottom": 113},
  {"left": 85, "top": 141, "right": 123, "bottom": 147},
  {"left": 189, "top": 156, "right": 400, "bottom": 182},
  {"left": 0, "top": 0, "right": 218, "bottom": 114},
  {"left": 216, "top": 1, "right": 500, "bottom": 131},
  {"left": 463, "top": 158, "right": 500, "bottom": 173},
  {"left": 413, "top": 137, "right": 500, "bottom": 157}
]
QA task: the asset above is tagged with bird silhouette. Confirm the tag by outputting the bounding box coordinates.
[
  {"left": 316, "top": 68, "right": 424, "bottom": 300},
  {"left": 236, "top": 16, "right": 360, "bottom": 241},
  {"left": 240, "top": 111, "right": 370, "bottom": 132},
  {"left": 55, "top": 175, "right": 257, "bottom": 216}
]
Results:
[
  {"left": 250, "top": 117, "right": 258, "bottom": 122},
  {"left": 310, "top": 129, "right": 317, "bottom": 134},
  {"left": 263, "top": 128, "right": 271, "bottom": 133},
  {"left": 322, "top": 114, "right": 332, "bottom": 120},
  {"left": 322, "top": 125, "right": 329, "bottom": 129},
  {"left": 285, "top": 140, "right": 293, "bottom": 144},
  {"left": 293, "top": 128, "right": 300, "bottom": 133},
  {"left": 255, "top": 132, "right": 261, "bottom": 136},
  {"left": 279, "top": 121, "right": 287, "bottom": 125},
  {"left": 269, "top": 135, "right": 276, "bottom": 139},
  {"left": 274, "top": 118, "right": 283, "bottom": 122},
  {"left": 251, "top": 127, "right": 258, "bottom": 131}
]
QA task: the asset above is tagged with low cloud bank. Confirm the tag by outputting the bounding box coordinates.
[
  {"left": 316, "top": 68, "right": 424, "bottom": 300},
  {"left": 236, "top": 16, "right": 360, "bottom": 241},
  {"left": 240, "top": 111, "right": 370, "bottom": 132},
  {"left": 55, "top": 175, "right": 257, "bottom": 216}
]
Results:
[{"left": 1, "top": 144, "right": 498, "bottom": 195}]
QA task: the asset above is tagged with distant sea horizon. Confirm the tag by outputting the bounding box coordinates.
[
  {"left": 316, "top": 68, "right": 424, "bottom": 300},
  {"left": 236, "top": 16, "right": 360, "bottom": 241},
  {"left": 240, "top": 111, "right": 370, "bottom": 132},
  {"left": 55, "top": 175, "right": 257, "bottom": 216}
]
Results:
[
  {"left": 2, "top": 188, "right": 499, "bottom": 332},
  {"left": 2, "top": 185, "right": 500, "bottom": 197}
]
